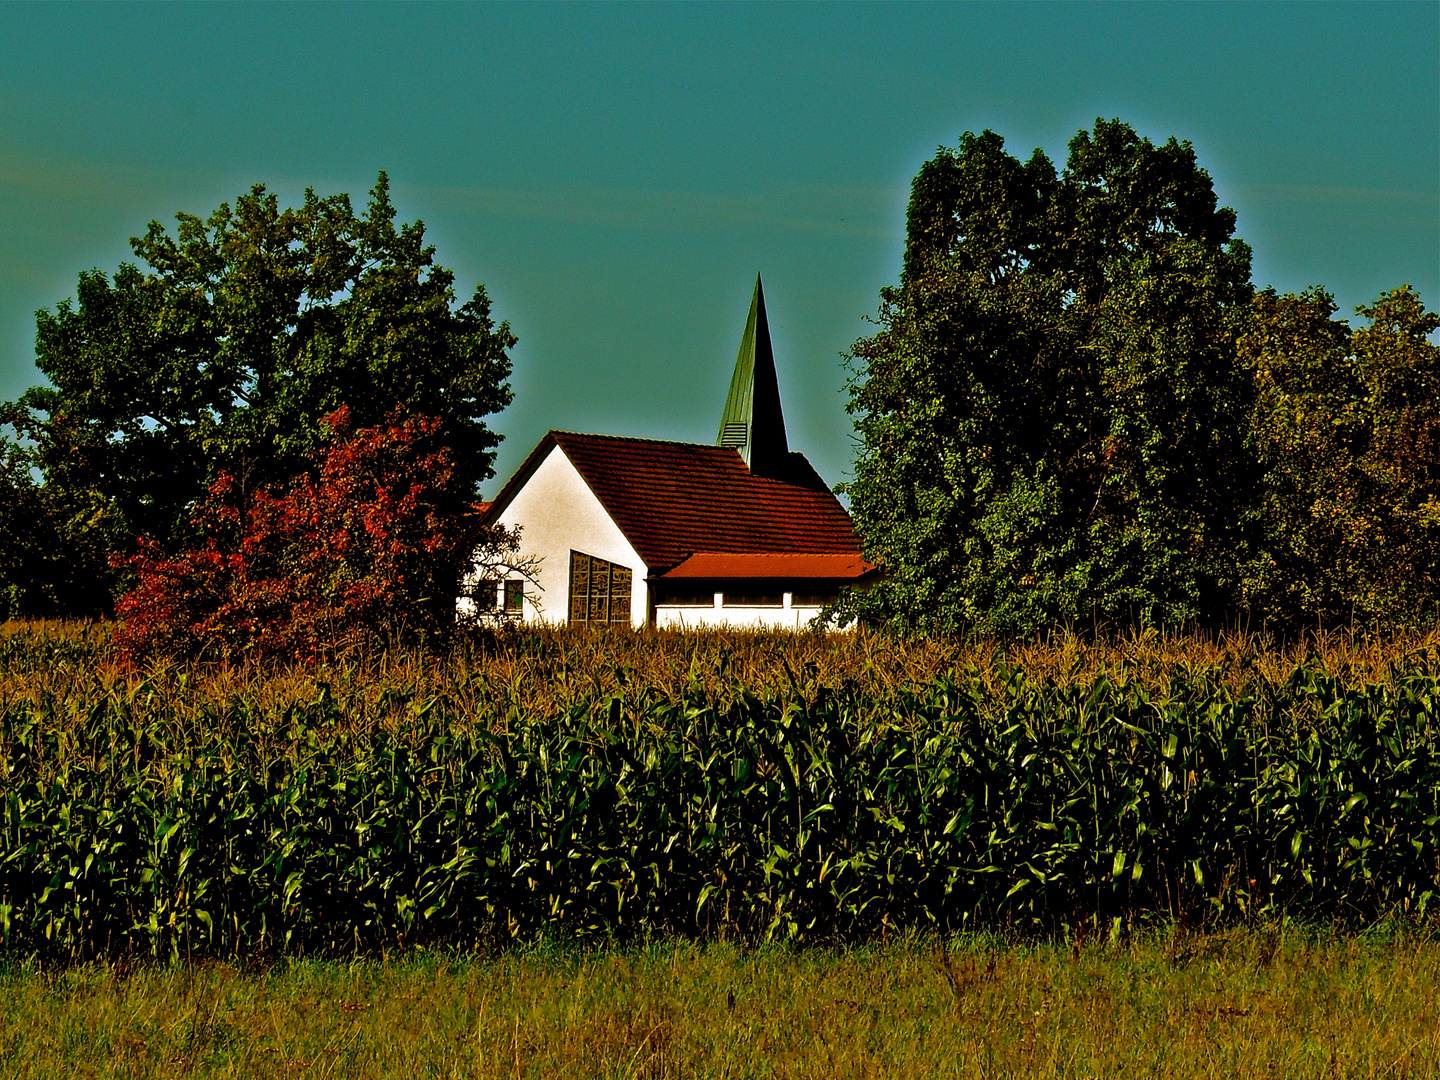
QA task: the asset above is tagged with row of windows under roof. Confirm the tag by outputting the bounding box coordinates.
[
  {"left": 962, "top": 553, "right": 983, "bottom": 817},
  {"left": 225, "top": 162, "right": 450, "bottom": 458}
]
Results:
[
  {"left": 470, "top": 579, "right": 838, "bottom": 614},
  {"left": 655, "top": 587, "right": 838, "bottom": 609}
]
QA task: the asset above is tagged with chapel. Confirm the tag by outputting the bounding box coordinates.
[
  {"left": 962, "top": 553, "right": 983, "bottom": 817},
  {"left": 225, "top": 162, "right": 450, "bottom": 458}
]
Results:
[{"left": 460, "top": 276, "right": 875, "bottom": 628}]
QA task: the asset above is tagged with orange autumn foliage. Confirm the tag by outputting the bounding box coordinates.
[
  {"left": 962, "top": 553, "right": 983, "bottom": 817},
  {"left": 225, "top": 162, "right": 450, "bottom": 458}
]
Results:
[{"left": 113, "top": 408, "right": 471, "bottom": 665}]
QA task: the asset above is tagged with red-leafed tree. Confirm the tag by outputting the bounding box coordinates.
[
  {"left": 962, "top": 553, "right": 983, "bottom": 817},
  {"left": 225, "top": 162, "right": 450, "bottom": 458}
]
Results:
[{"left": 113, "top": 407, "right": 510, "bottom": 665}]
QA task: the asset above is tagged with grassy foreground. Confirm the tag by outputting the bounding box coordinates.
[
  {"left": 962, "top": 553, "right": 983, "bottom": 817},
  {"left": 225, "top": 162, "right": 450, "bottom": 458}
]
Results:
[{"left": 2, "top": 926, "right": 1437, "bottom": 1079}]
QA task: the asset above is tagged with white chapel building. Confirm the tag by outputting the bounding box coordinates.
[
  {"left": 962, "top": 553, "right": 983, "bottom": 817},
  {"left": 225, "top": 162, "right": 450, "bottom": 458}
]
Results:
[{"left": 461, "top": 277, "right": 876, "bottom": 629}]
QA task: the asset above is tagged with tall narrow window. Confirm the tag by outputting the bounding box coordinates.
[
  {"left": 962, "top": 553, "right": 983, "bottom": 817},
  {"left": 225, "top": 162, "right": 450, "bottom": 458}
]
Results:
[
  {"left": 504, "top": 580, "right": 524, "bottom": 613},
  {"left": 569, "top": 551, "right": 632, "bottom": 626}
]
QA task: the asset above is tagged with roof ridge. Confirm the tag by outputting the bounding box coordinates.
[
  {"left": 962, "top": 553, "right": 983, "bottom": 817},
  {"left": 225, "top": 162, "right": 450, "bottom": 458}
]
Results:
[
  {"left": 681, "top": 550, "right": 858, "bottom": 556},
  {"left": 551, "top": 430, "right": 736, "bottom": 451}
]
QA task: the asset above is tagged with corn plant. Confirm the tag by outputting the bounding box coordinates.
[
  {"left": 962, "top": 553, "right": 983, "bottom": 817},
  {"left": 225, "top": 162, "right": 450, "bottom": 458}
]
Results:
[{"left": 2, "top": 631, "right": 1438, "bottom": 959}]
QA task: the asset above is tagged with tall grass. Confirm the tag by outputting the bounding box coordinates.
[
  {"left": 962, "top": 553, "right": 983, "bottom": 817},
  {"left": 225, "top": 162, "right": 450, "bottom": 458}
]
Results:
[
  {"left": 2, "top": 621, "right": 1439, "bottom": 960},
  {"left": 2, "top": 927, "right": 1438, "bottom": 1078}
]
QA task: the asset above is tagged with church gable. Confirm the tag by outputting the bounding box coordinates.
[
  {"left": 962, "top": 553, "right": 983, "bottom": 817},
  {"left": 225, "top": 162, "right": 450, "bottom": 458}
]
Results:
[
  {"left": 479, "top": 441, "right": 647, "bottom": 625},
  {"left": 467, "top": 275, "right": 877, "bottom": 629}
]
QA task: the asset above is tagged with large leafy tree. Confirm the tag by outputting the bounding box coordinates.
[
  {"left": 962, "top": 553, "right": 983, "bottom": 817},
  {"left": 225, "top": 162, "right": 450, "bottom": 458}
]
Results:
[
  {"left": 1242, "top": 285, "right": 1440, "bottom": 627},
  {"left": 842, "top": 119, "right": 1256, "bottom": 635},
  {"left": 4, "top": 174, "right": 513, "bottom": 613}
]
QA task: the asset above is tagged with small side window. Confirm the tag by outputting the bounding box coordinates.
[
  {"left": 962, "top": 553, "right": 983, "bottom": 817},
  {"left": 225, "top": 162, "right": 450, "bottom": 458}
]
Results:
[
  {"left": 722, "top": 593, "right": 783, "bottom": 608},
  {"left": 791, "top": 592, "right": 837, "bottom": 607},
  {"left": 657, "top": 588, "right": 716, "bottom": 607},
  {"left": 473, "top": 580, "right": 500, "bottom": 611},
  {"left": 504, "top": 580, "right": 524, "bottom": 612}
]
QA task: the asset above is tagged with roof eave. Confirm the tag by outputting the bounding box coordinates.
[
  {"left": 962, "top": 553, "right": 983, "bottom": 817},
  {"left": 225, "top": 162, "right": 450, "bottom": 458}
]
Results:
[{"left": 477, "top": 431, "right": 561, "bottom": 529}]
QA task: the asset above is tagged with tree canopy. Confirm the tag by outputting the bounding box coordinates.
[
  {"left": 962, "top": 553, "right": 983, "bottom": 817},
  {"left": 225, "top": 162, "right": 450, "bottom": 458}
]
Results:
[
  {"left": 842, "top": 119, "right": 1256, "bottom": 635},
  {"left": 3, "top": 174, "right": 514, "bottom": 614},
  {"left": 1241, "top": 285, "right": 1440, "bottom": 627}
]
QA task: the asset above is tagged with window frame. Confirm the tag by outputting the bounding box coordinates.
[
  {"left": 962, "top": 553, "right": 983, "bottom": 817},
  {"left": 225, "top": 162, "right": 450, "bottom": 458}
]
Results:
[
  {"left": 503, "top": 579, "right": 525, "bottom": 613},
  {"left": 568, "top": 550, "right": 633, "bottom": 627}
]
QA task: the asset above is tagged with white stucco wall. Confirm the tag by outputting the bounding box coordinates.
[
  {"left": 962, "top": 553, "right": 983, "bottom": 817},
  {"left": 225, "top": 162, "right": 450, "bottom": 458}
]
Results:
[
  {"left": 458, "top": 444, "right": 650, "bottom": 627},
  {"left": 655, "top": 592, "right": 826, "bottom": 630}
]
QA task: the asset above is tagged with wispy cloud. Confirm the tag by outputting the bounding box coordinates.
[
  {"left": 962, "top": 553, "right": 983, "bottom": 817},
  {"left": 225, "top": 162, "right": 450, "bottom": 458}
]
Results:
[
  {"left": 1229, "top": 183, "right": 1436, "bottom": 209},
  {"left": 403, "top": 181, "right": 905, "bottom": 242}
]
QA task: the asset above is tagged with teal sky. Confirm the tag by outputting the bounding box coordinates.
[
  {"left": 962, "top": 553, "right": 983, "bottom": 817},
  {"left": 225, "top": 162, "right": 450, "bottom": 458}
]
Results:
[{"left": 1, "top": 2, "right": 1435, "bottom": 492}]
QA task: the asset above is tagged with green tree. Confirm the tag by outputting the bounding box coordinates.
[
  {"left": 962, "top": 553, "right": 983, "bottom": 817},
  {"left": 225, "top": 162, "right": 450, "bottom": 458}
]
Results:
[
  {"left": 0, "top": 442, "right": 42, "bottom": 620},
  {"left": 0, "top": 437, "right": 117, "bottom": 619},
  {"left": 1242, "top": 285, "right": 1440, "bottom": 627},
  {"left": 4, "top": 173, "right": 514, "bottom": 613},
  {"left": 842, "top": 119, "right": 1255, "bottom": 635}
]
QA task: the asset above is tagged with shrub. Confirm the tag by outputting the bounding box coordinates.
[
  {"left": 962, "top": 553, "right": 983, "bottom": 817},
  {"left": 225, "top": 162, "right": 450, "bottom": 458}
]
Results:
[{"left": 112, "top": 408, "right": 471, "bottom": 664}]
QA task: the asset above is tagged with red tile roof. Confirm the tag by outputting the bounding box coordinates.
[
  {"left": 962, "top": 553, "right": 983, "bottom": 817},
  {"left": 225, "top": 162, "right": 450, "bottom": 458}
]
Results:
[
  {"left": 485, "top": 431, "right": 862, "bottom": 573},
  {"left": 660, "top": 553, "right": 876, "bottom": 580}
]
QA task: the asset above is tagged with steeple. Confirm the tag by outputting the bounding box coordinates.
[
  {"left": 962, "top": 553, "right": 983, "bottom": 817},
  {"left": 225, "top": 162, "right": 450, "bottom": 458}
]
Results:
[{"left": 717, "top": 274, "right": 789, "bottom": 476}]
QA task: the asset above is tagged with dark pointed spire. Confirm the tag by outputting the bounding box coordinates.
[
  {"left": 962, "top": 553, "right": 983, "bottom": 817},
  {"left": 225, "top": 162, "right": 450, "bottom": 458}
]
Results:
[{"left": 718, "top": 274, "right": 789, "bottom": 475}]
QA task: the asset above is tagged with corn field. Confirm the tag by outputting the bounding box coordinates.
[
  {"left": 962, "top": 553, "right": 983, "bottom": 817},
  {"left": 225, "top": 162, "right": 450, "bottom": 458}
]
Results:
[{"left": 1, "top": 622, "right": 1439, "bottom": 959}]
